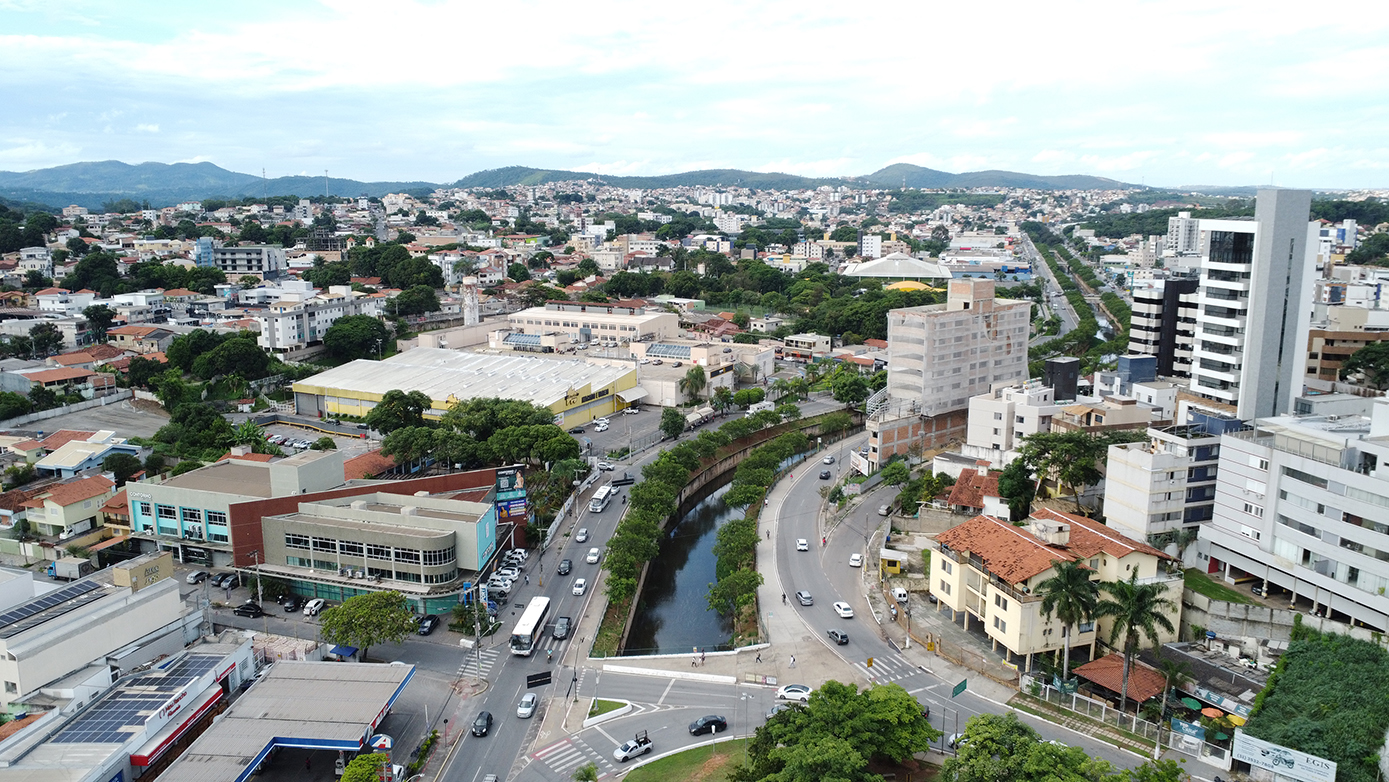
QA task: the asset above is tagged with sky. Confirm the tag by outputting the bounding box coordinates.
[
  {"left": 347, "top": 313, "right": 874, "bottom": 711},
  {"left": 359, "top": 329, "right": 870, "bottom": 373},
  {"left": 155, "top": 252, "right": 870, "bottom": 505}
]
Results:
[{"left": 2, "top": 0, "right": 1388, "bottom": 190}]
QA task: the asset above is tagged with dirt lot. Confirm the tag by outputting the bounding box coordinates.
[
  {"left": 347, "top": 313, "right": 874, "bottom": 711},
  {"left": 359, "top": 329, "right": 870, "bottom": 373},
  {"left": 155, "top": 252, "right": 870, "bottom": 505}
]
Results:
[{"left": 6, "top": 397, "right": 170, "bottom": 439}]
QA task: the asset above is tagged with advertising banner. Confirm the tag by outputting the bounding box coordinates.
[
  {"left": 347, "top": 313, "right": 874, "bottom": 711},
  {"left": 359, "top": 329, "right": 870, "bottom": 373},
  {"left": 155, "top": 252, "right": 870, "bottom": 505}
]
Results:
[{"left": 1232, "top": 731, "right": 1336, "bottom": 782}]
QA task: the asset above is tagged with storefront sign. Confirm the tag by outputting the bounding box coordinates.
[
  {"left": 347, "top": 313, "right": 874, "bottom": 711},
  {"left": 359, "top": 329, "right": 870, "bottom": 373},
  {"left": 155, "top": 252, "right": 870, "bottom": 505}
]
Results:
[{"left": 1233, "top": 731, "right": 1336, "bottom": 782}]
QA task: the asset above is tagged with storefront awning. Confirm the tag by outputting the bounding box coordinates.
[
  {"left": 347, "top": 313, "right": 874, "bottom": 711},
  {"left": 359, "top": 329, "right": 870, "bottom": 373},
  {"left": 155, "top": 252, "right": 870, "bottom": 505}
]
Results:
[
  {"left": 617, "top": 387, "right": 648, "bottom": 402},
  {"left": 130, "top": 685, "right": 224, "bottom": 766}
]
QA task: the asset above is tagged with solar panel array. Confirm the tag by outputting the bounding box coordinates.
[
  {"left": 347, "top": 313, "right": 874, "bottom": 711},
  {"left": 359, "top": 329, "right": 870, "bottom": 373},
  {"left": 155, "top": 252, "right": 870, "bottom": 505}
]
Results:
[
  {"left": 0, "top": 580, "right": 102, "bottom": 639},
  {"left": 51, "top": 654, "right": 224, "bottom": 745},
  {"left": 646, "top": 343, "right": 692, "bottom": 359},
  {"left": 503, "top": 333, "right": 543, "bottom": 346}
]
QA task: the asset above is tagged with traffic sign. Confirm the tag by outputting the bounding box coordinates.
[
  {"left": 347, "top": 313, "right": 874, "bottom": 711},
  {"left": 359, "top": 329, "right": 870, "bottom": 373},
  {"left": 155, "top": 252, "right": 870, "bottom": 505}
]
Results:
[
  {"left": 866, "top": 657, "right": 875, "bottom": 668},
  {"left": 952, "top": 678, "right": 967, "bottom": 698},
  {"left": 526, "top": 671, "right": 552, "bottom": 688}
]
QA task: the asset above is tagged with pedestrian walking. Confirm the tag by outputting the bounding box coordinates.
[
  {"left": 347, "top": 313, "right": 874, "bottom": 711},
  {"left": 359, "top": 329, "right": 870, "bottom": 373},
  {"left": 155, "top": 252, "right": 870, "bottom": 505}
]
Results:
[
  {"left": 756, "top": 652, "right": 762, "bottom": 663},
  {"left": 701, "top": 650, "right": 706, "bottom": 665},
  {"left": 766, "top": 531, "right": 770, "bottom": 540},
  {"left": 789, "top": 655, "right": 796, "bottom": 668},
  {"left": 693, "top": 654, "right": 698, "bottom": 667},
  {"left": 524, "top": 574, "right": 529, "bottom": 585}
]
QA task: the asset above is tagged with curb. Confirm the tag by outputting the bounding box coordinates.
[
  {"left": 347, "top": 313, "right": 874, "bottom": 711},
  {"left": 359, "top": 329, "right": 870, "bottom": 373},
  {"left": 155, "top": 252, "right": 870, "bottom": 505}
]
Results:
[
  {"left": 601, "top": 663, "right": 736, "bottom": 685},
  {"left": 581, "top": 699, "right": 633, "bottom": 728},
  {"left": 617, "top": 732, "right": 747, "bottom": 776}
]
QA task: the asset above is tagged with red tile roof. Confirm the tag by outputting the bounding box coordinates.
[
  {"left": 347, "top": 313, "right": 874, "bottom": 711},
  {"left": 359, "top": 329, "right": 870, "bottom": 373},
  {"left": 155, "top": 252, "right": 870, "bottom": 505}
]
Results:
[
  {"left": 1073, "top": 653, "right": 1166, "bottom": 703},
  {"left": 35, "top": 287, "right": 70, "bottom": 296},
  {"left": 22, "top": 475, "right": 115, "bottom": 509},
  {"left": 344, "top": 450, "right": 396, "bottom": 480},
  {"left": 101, "top": 488, "right": 129, "bottom": 514},
  {"left": 108, "top": 325, "right": 163, "bottom": 337},
  {"left": 947, "top": 467, "right": 1001, "bottom": 510},
  {"left": 1032, "top": 507, "right": 1172, "bottom": 562},
  {"left": 51, "top": 353, "right": 96, "bottom": 367},
  {"left": 217, "top": 451, "right": 275, "bottom": 463},
  {"left": 38, "top": 430, "right": 97, "bottom": 450},
  {"left": 936, "top": 514, "right": 1074, "bottom": 584},
  {"left": 24, "top": 367, "right": 95, "bottom": 384},
  {"left": 0, "top": 485, "right": 48, "bottom": 513}
]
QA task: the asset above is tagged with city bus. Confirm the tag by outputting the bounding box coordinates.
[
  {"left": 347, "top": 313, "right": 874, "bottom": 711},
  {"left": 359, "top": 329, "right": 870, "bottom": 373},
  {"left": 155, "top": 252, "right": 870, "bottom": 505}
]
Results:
[
  {"left": 588, "top": 485, "right": 615, "bottom": 513},
  {"left": 509, "top": 596, "right": 552, "bottom": 656}
]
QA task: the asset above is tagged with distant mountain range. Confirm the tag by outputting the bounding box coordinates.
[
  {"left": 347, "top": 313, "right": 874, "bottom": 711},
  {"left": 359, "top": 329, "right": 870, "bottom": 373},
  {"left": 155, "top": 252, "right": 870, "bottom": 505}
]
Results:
[{"left": 0, "top": 159, "right": 1138, "bottom": 211}]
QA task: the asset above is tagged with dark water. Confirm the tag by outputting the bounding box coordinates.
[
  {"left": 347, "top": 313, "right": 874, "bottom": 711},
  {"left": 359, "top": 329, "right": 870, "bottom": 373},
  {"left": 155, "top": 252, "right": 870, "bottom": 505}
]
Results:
[{"left": 624, "top": 482, "right": 739, "bottom": 655}]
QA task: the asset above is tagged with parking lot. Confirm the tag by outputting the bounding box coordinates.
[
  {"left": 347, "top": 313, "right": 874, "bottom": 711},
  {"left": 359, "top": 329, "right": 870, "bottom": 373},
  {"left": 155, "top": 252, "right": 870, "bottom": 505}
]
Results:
[
  {"left": 258, "top": 422, "right": 379, "bottom": 460},
  {"left": 569, "top": 407, "right": 659, "bottom": 462}
]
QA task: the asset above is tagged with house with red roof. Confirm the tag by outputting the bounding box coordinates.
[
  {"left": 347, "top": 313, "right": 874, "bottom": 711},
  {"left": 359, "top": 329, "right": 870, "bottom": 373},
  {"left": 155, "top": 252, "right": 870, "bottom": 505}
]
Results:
[
  {"left": 20, "top": 475, "right": 116, "bottom": 539},
  {"left": 931, "top": 507, "right": 1181, "bottom": 672}
]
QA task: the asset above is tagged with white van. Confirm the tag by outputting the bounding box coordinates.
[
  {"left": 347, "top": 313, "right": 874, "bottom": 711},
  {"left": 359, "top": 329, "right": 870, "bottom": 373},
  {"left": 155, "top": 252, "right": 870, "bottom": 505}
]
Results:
[{"left": 891, "top": 587, "right": 909, "bottom": 603}]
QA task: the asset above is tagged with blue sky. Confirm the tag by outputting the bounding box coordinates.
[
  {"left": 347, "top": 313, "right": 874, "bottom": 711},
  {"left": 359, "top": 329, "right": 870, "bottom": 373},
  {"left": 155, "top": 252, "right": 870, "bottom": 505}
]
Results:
[{"left": 2, "top": 0, "right": 1387, "bottom": 189}]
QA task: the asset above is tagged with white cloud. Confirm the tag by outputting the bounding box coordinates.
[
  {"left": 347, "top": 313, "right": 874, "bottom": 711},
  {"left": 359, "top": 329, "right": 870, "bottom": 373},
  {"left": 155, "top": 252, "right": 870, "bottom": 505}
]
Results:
[
  {"left": 135, "top": 123, "right": 159, "bottom": 133},
  {"left": 0, "top": 139, "right": 82, "bottom": 167}
]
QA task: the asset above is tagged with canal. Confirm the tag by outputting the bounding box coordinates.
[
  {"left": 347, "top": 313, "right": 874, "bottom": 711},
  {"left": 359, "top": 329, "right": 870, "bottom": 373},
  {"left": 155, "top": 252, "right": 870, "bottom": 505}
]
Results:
[{"left": 623, "top": 482, "right": 738, "bottom": 655}]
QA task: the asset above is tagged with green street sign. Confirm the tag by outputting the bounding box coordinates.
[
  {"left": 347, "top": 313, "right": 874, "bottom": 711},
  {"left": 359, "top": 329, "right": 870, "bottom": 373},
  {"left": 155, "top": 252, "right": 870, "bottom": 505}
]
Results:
[{"left": 952, "top": 679, "right": 967, "bottom": 698}]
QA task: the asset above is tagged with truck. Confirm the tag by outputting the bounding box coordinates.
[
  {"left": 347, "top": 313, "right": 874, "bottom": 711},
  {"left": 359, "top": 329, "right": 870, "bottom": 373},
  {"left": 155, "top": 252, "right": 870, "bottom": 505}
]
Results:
[
  {"left": 47, "top": 556, "right": 94, "bottom": 581},
  {"left": 747, "top": 400, "right": 775, "bottom": 415},
  {"left": 684, "top": 406, "right": 715, "bottom": 430},
  {"left": 613, "top": 730, "right": 652, "bottom": 762}
]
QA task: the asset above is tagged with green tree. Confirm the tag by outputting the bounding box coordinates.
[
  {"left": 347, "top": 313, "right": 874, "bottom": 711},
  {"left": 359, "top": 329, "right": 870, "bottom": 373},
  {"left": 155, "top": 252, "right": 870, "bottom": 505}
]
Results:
[
  {"left": 366, "top": 389, "right": 434, "bottom": 434},
  {"left": 387, "top": 285, "right": 441, "bottom": 317},
  {"left": 1018, "top": 430, "right": 1144, "bottom": 512},
  {"left": 0, "top": 391, "right": 31, "bottom": 420},
  {"left": 577, "top": 257, "right": 600, "bottom": 277},
  {"left": 318, "top": 590, "right": 417, "bottom": 661},
  {"left": 831, "top": 372, "right": 869, "bottom": 407},
  {"left": 82, "top": 304, "right": 116, "bottom": 342},
  {"left": 27, "top": 385, "right": 58, "bottom": 411},
  {"left": 677, "top": 365, "right": 707, "bottom": 400},
  {"left": 732, "top": 388, "right": 765, "bottom": 409},
  {"left": 102, "top": 453, "right": 144, "bottom": 486},
  {"left": 144, "top": 452, "right": 166, "bottom": 476},
  {"left": 996, "top": 458, "right": 1037, "bottom": 521},
  {"left": 127, "top": 356, "right": 164, "bottom": 389},
  {"left": 29, "top": 322, "right": 63, "bottom": 356},
  {"left": 712, "top": 386, "right": 735, "bottom": 415},
  {"left": 880, "top": 460, "right": 910, "bottom": 486},
  {"left": 775, "top": 403, "right": 801, "bottom": 421},
  {"left": 311, "top": 436, "right": 337, "bottom": 451},
  {"left": 239, "top": 275, "right": 260, "bottom": 289},
  {"left": 660, "top": 407, "right": 686, "bottom": 440},
  {"left": 572, "top": 762, "right": 599, "bottom": 782},
  {"left": 507, "top": 262, "right": 530, "bottom": 282},
  {"left": 707, "top": 567, "right": 763, "bottom": 615},
  {"left": 1095, "top": 572, "right": 1177, "bottom": 712},
  {"left": 323, "top": 315, "right": 390, "bottom": 361},
  {"left": 1339, "top": 340, "right": 1389, "bottom": 389},
  {"left": 340, "top": 752, "right": 391, "bottom": 782},
  {"left": 1036, "top": 560, "right": 1100, "bottom": 682}
]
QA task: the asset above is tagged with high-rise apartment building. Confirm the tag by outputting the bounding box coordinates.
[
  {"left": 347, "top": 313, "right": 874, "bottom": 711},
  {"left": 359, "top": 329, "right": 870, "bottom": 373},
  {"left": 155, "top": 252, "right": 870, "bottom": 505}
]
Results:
[
  {"left": 1188, "top": 189, "right": 1315, "bottom": 421},
  {"left": 1128, "top": 276, "right": 1199, "bottom": 378},
  {"left": 1165, "top": 211, "right": 1201, "bottom": 255}
]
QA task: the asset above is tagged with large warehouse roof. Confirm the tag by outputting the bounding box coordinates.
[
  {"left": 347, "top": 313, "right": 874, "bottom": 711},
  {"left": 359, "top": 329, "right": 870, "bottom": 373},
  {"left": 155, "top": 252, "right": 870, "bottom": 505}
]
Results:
[
  {"left": 293, "top": 348, "right": 635, "bottom": 408},
  {"left": 841, "top": 252, "right": 953, "bottom": 280}
]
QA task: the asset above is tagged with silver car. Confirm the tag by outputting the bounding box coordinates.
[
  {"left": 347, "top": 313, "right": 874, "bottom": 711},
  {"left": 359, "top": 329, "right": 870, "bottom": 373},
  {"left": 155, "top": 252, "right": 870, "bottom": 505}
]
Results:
[{"left": 517, "top": 692, "right": 538, "bottom": 719}]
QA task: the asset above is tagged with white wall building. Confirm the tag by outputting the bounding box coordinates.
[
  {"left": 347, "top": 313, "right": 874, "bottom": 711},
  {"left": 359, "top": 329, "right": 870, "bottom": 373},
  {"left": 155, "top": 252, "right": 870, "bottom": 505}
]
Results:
[
  {"left": 962, "top": 381, "right": 1062, "bottom": 468},
  {"left": 253, "top": 282, "right": 388, "bottom": 354}
]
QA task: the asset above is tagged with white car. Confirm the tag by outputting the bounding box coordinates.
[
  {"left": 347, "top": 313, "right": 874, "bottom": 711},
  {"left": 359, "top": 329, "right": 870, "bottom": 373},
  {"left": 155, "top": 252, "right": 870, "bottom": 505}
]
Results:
[
  {"left": 496, "top": 567, "right": 520, "bottom": 581},
  {"left": 796, "top": 539, "right": 809, "bottom": 551},
  {"left": 572, "top": 579, "right": 587, "bottom": 596},
  {"left": 586, "top": 547, "right": 601, "bottom": 564},
  {"left": 833, "top": 601, "right": 854, "bottom": 618},
  {"left": 594, "top": 417, "right": 610, "bottom": 426},
  {"left": 822, "top": 455, "right": 835, "bottom": 464},
  {"left": 517, "top": 692, "right": 538, "bottom": 719},
  {"left": 576, "top": 528, "right": 589, "bottom": 543},
  {"left": 849, "top": 553, "right": 862, "bottom": 568},
  {"left": 594, "top": 424, "right": 609, "bottom": 433},
  {"left": 303, "top": 598, "right": 326, "bottom": 617},
  {"left": 776, "top": 684, "right": 812, "bottom": 702}
]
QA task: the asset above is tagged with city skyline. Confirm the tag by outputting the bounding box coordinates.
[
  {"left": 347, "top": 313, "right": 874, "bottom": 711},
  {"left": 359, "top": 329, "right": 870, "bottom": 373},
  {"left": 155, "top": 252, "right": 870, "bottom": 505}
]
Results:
[{"left": 2, "top": 0, "right": 1388, "bottom": 190}]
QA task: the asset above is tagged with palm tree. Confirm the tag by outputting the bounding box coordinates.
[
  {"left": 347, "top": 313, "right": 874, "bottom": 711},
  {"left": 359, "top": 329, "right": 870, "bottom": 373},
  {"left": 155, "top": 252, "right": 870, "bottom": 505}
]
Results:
[
  {"left": 678, "top": 365, "right": 707, "bottom": 400},
  {"left": 772, "top": 378, "right": 792, "bottom": 401},
  {"left": 1035, "top": 559, "right": 1099, "bottom": 683},
  {"left": 573, "top": 762, "right": 599, "bottom": 782},
  {"left": 789, "top": 377, "right": 810, "bottom": 401},
  {"left": 1095, "top": 571, "right": 1177, "bottom": 712}
]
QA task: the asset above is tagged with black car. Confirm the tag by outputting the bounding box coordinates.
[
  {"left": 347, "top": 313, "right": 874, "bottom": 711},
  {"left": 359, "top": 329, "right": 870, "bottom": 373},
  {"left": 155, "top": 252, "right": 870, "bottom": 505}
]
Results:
[
  {"left": 553, "top": 616, "right": 572, "bottom": 640},
  {"left": 568, "top": 426, "right": 585, "bottom": 435},
  {"left": 219, "top": 574, "right": 240, "bottom": 590},
  {"left": 819, "top": 470, "right": 832, "bottom": 480},
  {"left": 281, "top": 595, "right": 303, "bottom": 612},
  {"left": 827, "top": 629, "right": 849, "bottom": 645},
  {"left": 234, "top": 602, "right": 265, "bottom": 618},
  {"left": 557, "top": 559, "right": 572, "bottom": 576},
  {"left": 472, "top": 710, "right": 493, "bottom": 736},
  {"left": 688, "top": 715, "right": 728, "bottom": 736},
  {"left": 417, "top": 614, "right": 440, "bottom": 635}
]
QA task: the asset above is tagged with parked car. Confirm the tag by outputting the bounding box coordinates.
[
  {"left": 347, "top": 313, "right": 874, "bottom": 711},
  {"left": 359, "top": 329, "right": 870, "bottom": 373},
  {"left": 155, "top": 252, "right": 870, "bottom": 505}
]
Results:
[
  {"left": 948, "top": 733, "right": 967, "bottom": 749},
  {"left": 795, "top": 590, "right": 813, "bottom": 606},
  {"left": 471, "top": 710, "right": 493, "bottom": 736},
  {"left": 848, "top": 553, "right": 862, "bottom": 567},
  {"left": 218, "top": 574, "right": 240, "bottom": 590},
  {"left": 575, "top": 528, "right": 589, "bottom": 543},
  {"left": 776, "top": 684, "right": 812, "bottom": 702},
  {"left": 303, "top": 598, "right": 326, "bottom": 616},
  {"left": 572, "top": 578, "right": 587, "bottom": 596},
  {"left": 833, "top": 601, "right": 854, "bottom": 618},
  {"left": 234, "top": 602, "right": 265, "bottom": 618},
  {"left": 688, "top": 715, "right": 728, "bottom": 736},
  {"left": 594, "top": 423, "right": 609, "bottom": 433},
  {"left": 517, "top": 693, "right": 538, "bottom": 719},
  {"left": 417, "top": 615, "right": 439, "bottom": 635},
  {"left": 568, "top": 427, "right": 586, "bottom": 435},
  {"left": 281, "top": 595, "right": 304, "bottom": 612},
  {"left": 553, "top": 616, "right": 572, "bottom": 640},
  {"left": 827, "top": 629, "right": 849, "bottom": 645},
  {"left": 557, "top": 559, "right": 572, "bottom": 576},
  {"left": 186, "top": 570, "right": 210, "bottom": 584},
  {"left": 496, "top": 567, "right": 520, "bottom": 581},
  {"left": 623, "top": 407, "right": 640, "bottom": 416},
  {"left": 766, "top": 703, "right": 794, "bottom": 719},
  {"left": 819, "top": 469, "right": 832, "bottom": 480}
]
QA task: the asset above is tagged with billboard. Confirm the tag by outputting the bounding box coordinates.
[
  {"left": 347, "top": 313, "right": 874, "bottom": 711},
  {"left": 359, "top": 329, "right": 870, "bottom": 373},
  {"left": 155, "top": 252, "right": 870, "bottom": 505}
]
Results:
[
  {"left": 496, "top": 465, "right": 524, "bottom": 492},
  {"left": 1233, "top": 731, "right": 1336, "bottom": 782}
]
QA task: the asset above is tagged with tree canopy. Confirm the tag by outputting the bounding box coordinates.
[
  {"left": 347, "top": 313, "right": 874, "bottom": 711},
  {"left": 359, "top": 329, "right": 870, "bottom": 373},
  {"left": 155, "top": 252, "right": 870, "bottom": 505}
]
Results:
[
  {"left": 366, "top": 389, "right": 434, "bottom": 434},
  {"left": 317, "top": 590, "right": 417, "bottom": 660},
  {"left": 323, "top": 315, "right": 390, "bottom": 361},
  {"left": 1339, "top": 340, "right": 1389, "bottom": 389}
]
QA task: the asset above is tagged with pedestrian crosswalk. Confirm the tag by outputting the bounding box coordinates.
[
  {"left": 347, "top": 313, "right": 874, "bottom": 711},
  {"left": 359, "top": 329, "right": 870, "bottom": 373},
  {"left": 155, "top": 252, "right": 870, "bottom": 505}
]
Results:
[
  {"left": 532, "top": 735, "right": 616, "bottom": 778},
  {"left": 853, "top": 652, "right": 920, "bottom": 683},
  {"left": 456, "top": 647, "right": 501, "bottom": 678}
]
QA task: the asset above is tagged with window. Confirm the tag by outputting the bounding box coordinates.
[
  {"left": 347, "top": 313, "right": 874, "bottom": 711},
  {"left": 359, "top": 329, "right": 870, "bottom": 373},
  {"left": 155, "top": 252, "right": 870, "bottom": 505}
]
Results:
[
  {"left": 156, "top": 504, "right": 177, "bottom": 520},
  {"left": 992, "top": 616, "right": 1007, "bottom": 633},
  {"left": 394, "top": 548, "right": 421, "bottom": 564},
  {"left": 312, "top": 537, "right": 337, "bottom": 553},
  {"left": 137, "top": 501, "right": 152, "bottom": 518},
  {"left": 340, "top": 541, "right": 364, "bottom": 557},
  {"left": 208, "top": 530, "right": 229, "bottom": 543},
  {"left": 1243, "top": 502, "right": 1265, "bottom": 517},
  {"left": 394, "top": 571, "right": 422, "bottom": 583},
  {"left": 4, "top": 681, "right": 16, "bottom": 694},
  {"left": 424, "top": 569, "right": 458, "bottom": 585},
  {"left": 367, "top": 566, "right": 392, "bottom": 579},
  {"left": 422, "top": 547, "right": 455, "bottom": 566},
  {"left": 994, "top": 594, "right": 1009, "bottom": 610},
  {"left": 366, "top": 544, "right": 391, "bottom": 561},
  {"left": 285, "top": 533, "right": 310, "bottom": 550},
  {"left": 181, "top": 507, "right": 202, "bottom": 525},
  {"left": 1283, "top": 466, "right": 1327, "bottom": 489},
  {"left": 313, "top": 559, "right": 337, "bottom": 571},
  {"left": 993, "top": 412, "right": 1003, "bottom": 420},
  {"left": 941, "top": 559, "right": 953, "bottom": 574},
  {"left": 206, "top": 510, "right": 227, "bottom": 526},
  {"left": 939, "top": 580, "right": 951, "bottom": 595},
  {"left": 287, "top": 556, "right": 312, "bottom": 568}
]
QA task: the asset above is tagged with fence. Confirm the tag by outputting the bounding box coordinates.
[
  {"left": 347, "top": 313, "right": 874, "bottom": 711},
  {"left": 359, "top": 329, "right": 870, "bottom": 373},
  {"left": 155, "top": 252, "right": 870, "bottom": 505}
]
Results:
[
  {"left": 2, "top": 389, "right": 133, "bottom": 427},
  {"left": 920, "top": 630, "right": 1020, "bottom": 686},
  {"left": 1034, "top": 684, "right": 1232, "bottom": 769}
]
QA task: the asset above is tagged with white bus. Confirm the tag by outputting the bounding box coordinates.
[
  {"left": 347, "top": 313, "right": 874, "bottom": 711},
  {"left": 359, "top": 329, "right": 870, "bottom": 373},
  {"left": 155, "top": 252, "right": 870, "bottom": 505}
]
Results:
[
  {"left": 588, "top": 485, "right": 615, "bottom": 513},
  {"left": 509, "top": 596, "right": 551, "bottom": 656}
]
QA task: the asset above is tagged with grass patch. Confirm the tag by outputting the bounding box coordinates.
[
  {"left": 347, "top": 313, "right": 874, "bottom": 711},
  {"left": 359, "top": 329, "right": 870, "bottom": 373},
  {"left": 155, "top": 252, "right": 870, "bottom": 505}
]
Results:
[
  {"left": 624, "top": 738, "right": 749, "bottom": 782},
  {"left": 588, "top": 698, "right": 624, "bottom": 718},
  {"left": 591, "top": 597, "right": 630, "bottom": 657},
  {"left": 1183, "top": 569, "right": 1252, "bottom": 604}
]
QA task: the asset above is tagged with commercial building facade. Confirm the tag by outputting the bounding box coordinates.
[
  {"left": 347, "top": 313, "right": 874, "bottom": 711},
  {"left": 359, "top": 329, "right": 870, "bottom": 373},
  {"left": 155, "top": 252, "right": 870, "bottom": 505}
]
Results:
[{"left": 1128, "top": 276, "right": 1199, "bottom": 378}]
